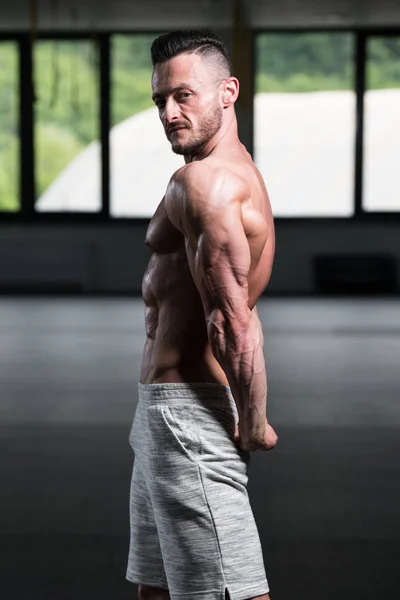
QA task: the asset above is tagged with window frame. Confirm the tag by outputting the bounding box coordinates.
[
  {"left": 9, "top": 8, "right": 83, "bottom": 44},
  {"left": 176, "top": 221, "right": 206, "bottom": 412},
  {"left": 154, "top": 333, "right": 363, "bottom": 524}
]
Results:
[
  {"left": 254, "top": 26, "right": 400, "bottom": 222},
  {"left": 0, "top": 27, "right": 399, "bottom": 225}
]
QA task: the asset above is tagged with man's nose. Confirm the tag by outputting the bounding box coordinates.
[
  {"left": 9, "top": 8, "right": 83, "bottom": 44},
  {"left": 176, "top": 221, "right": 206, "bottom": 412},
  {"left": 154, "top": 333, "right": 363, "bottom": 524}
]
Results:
[{"left": 164, "top": 98, "right": 180, "bottom": 123}]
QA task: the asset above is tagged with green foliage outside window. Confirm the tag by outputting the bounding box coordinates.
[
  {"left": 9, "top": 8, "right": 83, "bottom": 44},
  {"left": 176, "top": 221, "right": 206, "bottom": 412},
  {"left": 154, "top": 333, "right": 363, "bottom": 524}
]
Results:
[
  {"left": 112, "top": 35, "right": 155, "bottom": 127},
  {"left": 367, "top": 38, "right": 400, "bottom": 89},
  {"left": 256, "top": 33, "right": 354, "bottom": 92},
  {"left": 34, "top": 41, "right": 99, "bottom": 200},
  {"left": 0, "top": 43, "right": 19, "bottom": 211},
  {"left": 256, "top": 34, "right": 400, "bottom": 92}
]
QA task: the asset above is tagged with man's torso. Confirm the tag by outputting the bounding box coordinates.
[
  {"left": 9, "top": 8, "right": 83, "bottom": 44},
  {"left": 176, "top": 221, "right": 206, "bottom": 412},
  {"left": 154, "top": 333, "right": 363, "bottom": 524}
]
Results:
[{"left": 140, "top": 150, "right": 275, "bottom": 385}]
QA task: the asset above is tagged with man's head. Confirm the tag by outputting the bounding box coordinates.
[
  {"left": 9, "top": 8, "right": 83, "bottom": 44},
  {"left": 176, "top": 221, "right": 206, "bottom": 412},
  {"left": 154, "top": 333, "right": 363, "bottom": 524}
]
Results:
[{"left": 150, "top": 30, "right": 238, "bottom": 156}]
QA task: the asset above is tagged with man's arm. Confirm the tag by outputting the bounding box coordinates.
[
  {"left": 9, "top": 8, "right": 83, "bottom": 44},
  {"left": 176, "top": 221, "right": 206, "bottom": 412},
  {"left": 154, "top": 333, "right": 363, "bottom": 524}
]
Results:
[{"left": 165, "top": 163, "right": 276, "bottom": 451}]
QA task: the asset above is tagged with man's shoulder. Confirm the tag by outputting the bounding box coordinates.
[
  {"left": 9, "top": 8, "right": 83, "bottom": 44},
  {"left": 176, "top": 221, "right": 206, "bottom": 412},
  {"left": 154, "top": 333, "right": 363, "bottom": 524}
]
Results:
[
  {"left": 170, "top": 160, "right": 215, "bottom": 190},
  {"left": 169, "top": 159, "right": 250, "bottom": 206},
  {"left": 165, "top": 159, "right": 251, "bottom": 234}
]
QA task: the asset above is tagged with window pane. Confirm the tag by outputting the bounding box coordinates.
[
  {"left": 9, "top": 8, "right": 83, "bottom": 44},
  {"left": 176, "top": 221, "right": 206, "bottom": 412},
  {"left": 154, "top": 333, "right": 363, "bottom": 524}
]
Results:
[
  {"left": 363, "top": 37, "right": 400, "bottom": 212},
  {"left": 0, "top": 42, "right": 19, "bottom": 212},
  {"left": 110, "top": 34, "right": 183, "bottom": 218},
  {"left": 255, "top": 34, "right": 355, "bottom": 217},
  {"left": 35, "top": 40, "right": 100, "bottom": 212}
]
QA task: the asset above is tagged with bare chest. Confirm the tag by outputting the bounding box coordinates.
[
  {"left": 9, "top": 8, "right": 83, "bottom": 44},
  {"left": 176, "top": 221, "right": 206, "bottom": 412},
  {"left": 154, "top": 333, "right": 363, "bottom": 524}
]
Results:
[
  {"left": 145, "top": 197, "right": 183, "bottom": 252},
  {"left": 142, "top": 199, "right": 190, "bottom": 304}
]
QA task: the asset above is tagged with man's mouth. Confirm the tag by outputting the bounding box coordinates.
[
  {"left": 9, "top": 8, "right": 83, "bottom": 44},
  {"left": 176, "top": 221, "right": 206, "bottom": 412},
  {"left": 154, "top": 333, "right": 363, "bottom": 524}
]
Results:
[{"left": 168, "top": 126, "right": 186, "bottom": 134}]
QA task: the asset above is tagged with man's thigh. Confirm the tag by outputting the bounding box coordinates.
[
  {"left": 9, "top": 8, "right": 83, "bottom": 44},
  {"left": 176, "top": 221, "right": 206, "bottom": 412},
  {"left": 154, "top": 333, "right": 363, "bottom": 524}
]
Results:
[{"left": 147, "top": 402, "right": 269, "bottom": 599}]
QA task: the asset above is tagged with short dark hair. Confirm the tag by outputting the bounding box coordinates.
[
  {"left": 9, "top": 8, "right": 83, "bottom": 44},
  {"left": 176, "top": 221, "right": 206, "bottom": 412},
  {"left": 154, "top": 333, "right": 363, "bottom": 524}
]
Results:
[{"left": 151, "top": 30, "right": 233, "bottom": 77}]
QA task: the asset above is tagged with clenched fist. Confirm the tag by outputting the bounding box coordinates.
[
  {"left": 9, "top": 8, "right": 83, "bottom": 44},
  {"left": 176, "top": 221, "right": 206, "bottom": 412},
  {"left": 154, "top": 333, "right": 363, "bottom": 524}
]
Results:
[{"left": 234, "top": 419, "right": 278, "bottom": 452}]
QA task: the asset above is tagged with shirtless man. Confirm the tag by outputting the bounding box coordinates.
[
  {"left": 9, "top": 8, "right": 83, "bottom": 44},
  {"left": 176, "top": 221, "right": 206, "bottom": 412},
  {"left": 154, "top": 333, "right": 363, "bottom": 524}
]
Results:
[{"left": 126, "top": 31, "right": 277, "bottom": 600}]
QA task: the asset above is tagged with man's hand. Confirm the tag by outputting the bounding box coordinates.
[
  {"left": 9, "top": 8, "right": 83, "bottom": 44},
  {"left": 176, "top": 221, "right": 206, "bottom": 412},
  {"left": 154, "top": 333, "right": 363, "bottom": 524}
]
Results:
[{"left": 234, "top": 420, "right": 278, "bottom": 452}]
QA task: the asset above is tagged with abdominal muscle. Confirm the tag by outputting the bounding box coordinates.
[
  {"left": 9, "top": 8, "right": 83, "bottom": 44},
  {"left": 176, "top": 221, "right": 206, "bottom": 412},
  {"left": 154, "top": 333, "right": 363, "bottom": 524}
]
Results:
[
  {"left": 140, "top": 254, "right": 229, "bottom": 385},
  {"left": 140, "top": 252, "right": 272, "bottom": 386},
  {"left": 140, "top": 336, "right": 229, "bottom": 385}
]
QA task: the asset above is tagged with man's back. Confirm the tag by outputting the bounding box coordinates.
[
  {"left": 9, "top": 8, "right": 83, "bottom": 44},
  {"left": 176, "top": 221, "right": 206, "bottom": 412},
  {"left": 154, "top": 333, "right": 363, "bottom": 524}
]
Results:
[{"left": 140, "top": 146, "right": 275, "bottom": 385}]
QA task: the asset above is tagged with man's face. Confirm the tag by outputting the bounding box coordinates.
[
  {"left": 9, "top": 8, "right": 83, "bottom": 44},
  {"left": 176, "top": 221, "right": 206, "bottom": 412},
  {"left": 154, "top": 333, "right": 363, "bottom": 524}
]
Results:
[{"left": 152, "top": 53, "right": 223, "bottom": 155}]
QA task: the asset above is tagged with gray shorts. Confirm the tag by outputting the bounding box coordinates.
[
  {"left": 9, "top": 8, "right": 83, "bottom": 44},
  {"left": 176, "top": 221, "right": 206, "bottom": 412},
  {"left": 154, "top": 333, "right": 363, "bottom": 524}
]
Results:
[{"left": 126, "top": 382, "right": 269, "bottom": 600}]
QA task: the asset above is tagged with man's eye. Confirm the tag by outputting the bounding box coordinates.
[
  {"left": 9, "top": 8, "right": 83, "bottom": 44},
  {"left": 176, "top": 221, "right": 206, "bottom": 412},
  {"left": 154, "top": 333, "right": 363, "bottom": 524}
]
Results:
[
  {"left": 155, "top": 100, "right": 165, "bottom": 108},
  {"left": 178, "top": 92, "right": 191, "bottom": 100}
]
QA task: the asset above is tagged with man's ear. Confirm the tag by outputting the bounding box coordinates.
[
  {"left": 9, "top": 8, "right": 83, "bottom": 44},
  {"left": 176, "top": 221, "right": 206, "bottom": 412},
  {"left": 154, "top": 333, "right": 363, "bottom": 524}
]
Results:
[{"left": 222, "top": 77, "right": 239, "bottom": 107}]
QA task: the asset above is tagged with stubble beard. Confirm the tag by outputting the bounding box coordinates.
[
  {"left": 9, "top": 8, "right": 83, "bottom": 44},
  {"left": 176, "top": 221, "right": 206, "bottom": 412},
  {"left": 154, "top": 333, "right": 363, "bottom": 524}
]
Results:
[{"left": 169, "top": 103, "right": 223, "bottom": 156}]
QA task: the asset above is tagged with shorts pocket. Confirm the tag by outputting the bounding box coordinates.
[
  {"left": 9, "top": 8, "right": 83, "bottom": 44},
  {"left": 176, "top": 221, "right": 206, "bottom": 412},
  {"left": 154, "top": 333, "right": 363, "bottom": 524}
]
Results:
[{"left": 160, "top": 405, "right": 200, "bottom": 463}]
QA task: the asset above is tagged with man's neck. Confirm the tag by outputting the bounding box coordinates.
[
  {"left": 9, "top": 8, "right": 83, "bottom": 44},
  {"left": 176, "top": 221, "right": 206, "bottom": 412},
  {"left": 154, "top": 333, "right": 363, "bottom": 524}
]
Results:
[{"left": 184, "top": 113, "right": 239, "bottom": 164}]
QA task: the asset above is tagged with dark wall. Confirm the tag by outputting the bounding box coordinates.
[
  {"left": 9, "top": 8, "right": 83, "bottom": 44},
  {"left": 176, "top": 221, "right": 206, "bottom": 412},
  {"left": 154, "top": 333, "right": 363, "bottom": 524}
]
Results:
[
  {"left": 1, "top": 221, "right": 399, "bottom": 294},
  {"left": 2, "top": 0, "right": 400, "bottom": 30}
]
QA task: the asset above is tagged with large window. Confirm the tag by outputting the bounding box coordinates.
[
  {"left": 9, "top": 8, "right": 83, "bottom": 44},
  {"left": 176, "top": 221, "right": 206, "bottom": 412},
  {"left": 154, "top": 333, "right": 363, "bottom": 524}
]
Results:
[
  {"left": 363, "top": 37, "right": 400, "bottom": 212},
  {"left": 0, "top": 42, "right": 19, "bottom": 212},
  {"left": 1, "top": 31, "right": 399, "bottom": 221},
  {"left": 255, "top": 33, "right": 355, "bottom": 217},
  {"left": 34, "top": 40, "right": 101, "bottom": 212},
  {"left": 110, "top": 34, "right": 183, "bottom": 218}
]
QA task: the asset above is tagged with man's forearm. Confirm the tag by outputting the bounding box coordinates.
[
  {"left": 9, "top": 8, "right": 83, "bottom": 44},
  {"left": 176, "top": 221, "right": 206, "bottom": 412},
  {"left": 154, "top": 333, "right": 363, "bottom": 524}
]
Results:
[{"left": 207, "top": 307, "right": 267, "bottom": 442}]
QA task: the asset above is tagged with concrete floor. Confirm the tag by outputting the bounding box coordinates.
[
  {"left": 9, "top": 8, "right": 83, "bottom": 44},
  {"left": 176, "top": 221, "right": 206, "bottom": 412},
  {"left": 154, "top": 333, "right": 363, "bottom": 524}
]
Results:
[{"left": 1, "top": 297, "right": 399, "bottom": 599}]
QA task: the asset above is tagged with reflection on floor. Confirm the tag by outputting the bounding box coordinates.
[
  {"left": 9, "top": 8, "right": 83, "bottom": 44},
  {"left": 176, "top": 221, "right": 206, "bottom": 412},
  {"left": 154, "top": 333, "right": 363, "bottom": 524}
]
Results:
[{"left": 1, "top": 298, "right": 399, "bottom": 599}]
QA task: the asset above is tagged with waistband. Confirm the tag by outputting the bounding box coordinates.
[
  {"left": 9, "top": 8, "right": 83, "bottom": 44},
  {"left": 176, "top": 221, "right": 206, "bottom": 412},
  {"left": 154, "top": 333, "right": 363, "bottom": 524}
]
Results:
[{"left": 138, "top": 382, "right": 235, "bottom": 408}]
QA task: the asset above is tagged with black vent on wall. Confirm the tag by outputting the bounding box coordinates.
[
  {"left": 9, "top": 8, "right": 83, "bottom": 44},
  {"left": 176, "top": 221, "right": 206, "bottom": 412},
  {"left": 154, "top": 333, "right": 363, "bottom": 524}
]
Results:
[{"left": 314, "top": 255, "right": 398, "bottom": 295}]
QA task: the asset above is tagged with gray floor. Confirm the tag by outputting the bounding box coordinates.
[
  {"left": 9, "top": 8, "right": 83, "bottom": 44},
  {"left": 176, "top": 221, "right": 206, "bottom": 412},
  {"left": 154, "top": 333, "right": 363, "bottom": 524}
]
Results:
[{"left": 1, "top": 298, "right": 400, "bottom": 599}]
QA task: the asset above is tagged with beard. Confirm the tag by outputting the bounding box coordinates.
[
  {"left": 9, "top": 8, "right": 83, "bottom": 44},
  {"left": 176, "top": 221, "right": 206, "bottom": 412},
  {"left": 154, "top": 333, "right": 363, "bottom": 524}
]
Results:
[{"left": 168, "top": 103, "right": 223, "bottom": 155}]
